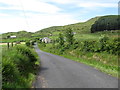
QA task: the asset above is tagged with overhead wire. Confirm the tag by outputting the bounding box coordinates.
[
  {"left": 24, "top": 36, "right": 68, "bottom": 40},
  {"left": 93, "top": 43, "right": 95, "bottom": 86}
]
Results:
[{"left": 19, "top": 0, "right": 30, "bottom": 30}]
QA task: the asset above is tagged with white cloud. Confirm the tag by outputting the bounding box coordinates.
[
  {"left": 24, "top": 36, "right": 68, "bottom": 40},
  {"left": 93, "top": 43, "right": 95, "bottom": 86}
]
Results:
[
  {"left": 0, "top": 17, "right": 28, "bottom": 33},
  {"left": 78, "top": 2, "right": 117, "bottom": 8},
  {"left": 0, "top": 0, "right": 118, "bottom": 33},
  {"left": 41, "top": 0, "right": 76, "bottom": 4},
  {"left": 0, "top": 13, "right": 10, "bottom": 17},
  {"left": 0, "top": 0, "right": 80, "bottom": 33},
  {"left": 21, "top": 0, "right": 61, "bottom": 14},
  {"left": 0, "top": 12, "right": 79, "bottom": 33},
  {"left": 41, "top": 0, "right": 118, "bottom": 8},
  {"left": 0, "top": 0, "right": 61, "bottom": 14}
]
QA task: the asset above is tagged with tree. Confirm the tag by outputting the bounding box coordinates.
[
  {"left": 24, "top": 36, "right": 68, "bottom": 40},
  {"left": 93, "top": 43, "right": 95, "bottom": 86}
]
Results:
[
  {"left": 58, "top": 33, "right": 64, "bottom": 46},
  {"left": 65, "top": 28, "right": 74, "bottom": 45},
  {"left": 7, "top": 35, "right": 10, "bottom": 39}
]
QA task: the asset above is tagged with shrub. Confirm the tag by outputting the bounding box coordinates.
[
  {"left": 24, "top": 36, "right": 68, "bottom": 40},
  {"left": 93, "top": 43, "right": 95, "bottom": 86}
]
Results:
[
  {"left": 58, "top": 33, "right": 65, "bottom": 47},
  {"left": 77, "top": 37, "right": 119, "bottom": 55},
  {"left": 31, "top": 40, "right": 36, "bottom": 45},
  {"left": 65, "top": 28, "right": 74, "bottom": 45},
  {"left": 2, "top": 45, "right": 38, "bottom": 88},
  {"left": 72, "top": 41, "right": 79, "bottom": 49},
  {"left": 25, "top": 41, "right": 31, "bottom": 47},
  {"left": 58, "top": 46, "right": 66, "bottom": 55}
]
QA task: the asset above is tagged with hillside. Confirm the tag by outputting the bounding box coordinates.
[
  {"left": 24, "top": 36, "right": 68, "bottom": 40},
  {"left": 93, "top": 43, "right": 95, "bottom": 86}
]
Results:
[
  {"left": 91, "top": 15, "right": 120, "bottom": 33},
  {"left": 34, "top": 15, "right": 119, "bottom": 41},
  {"left": 34, "top": 16, "right": 100, "bottom": 38},
  {"left": 1, "top": 15, "right": 119, "bottom": 42},
  {"left": 1, "top": 31, "right": 33, "bottom": 43},
  {"left": 2, "top": 30, "right": 33, "bottom": 39}
]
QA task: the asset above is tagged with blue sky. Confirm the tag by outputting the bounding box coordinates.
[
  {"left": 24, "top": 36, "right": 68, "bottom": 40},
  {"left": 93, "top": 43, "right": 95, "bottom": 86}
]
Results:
[{"left": 0, "top": 0, "right": 119, "bottom": 33}]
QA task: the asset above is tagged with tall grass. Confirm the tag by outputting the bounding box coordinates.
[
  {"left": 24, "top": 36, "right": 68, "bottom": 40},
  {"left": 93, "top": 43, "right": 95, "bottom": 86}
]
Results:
[{"left": 2, "top": 45, "right": 39, "bottom": 88}]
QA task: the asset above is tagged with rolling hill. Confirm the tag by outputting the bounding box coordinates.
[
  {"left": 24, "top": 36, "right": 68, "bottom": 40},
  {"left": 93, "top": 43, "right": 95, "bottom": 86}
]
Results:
[
  {"left": 1, "top": 15, "right": 119, "bottom": 42},
  {"left": 1, "top": 30, "right": 33, "bottom": 39},
  {"left": 1, "top": 31, "right": 33, "bottom": 42},
  {"left": 34, "top": 15, "right": 119, "bottom": 41},
  {"left": 34, "top": 16, "right": 100, "bottom": 37}
]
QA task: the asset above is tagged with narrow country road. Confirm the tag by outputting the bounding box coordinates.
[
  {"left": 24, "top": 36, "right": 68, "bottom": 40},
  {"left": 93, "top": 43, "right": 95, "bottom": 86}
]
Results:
[{"left": 33, "top": 44, "right": 118, "bottom": 88}]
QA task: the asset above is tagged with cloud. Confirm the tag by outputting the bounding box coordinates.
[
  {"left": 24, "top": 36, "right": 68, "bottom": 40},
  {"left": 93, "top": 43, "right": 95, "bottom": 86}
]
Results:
[
  {"left": 42, "top": 0, "right": 118, "bottom": 8},
  {"left": 41, "top": 0, "right": 76, "bottom": 4},
  {"left": 0, "top": 0, "right": 61, "bottom": 14},
  {"left": 0, "top": 12, "right": 79, "bottom": 33},
  {"left": 0, "top": 0, "right": 80, "bottom": 33},
  {"left": 78, "top": 2, "right": 117, "bottom": 8},
  {"left": 0, "top": 17, "right": 28, "bottom": 32},
  {"left": 0, "top": 13, "right": 10, "bottom": 17},
  {"left": 0, "top": 0, "right": 118, "bottom": 33},
  {"left": 39, "top": 0, "right": 118, "bottom": 16}
]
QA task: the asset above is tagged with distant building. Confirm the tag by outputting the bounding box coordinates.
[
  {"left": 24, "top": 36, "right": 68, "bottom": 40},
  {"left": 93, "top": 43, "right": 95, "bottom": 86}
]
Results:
[
  {"left": 49, "top": 34, "right": 52, "bottom": 36},
  {"left": 8, "top": 35, "right": 16, "bottom": 38},
  {"left": 41, "top": 37, "right": 51, "bottom": 43},
  {"left": 10, "top": 36, "right": 16, "bottom": 38}
]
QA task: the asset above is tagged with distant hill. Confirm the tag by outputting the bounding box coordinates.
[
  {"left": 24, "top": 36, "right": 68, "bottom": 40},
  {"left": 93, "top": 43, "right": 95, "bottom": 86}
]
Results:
[
  {"left": 34, "top": 15, "right": 119, "bottom": 39},
  {"left": 34, "top": 16, "right": 100, "bottom": 37},
  {"left": 2, "top": 30, "right": 33, "bottom": 39},
  {"left": 1, "top": 15, "right": 119, "bottom": 42}
]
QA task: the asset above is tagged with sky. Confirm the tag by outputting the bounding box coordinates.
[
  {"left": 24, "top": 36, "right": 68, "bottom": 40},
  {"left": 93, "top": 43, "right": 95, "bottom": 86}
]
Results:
[{"left": 0, "top": 0, "right": 119, "bottom": 33}]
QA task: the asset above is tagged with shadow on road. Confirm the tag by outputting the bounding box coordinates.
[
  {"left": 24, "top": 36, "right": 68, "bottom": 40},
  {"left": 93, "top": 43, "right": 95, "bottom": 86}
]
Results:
[{"left": 40, "top": 67, "right": 48, "bottom": 72}]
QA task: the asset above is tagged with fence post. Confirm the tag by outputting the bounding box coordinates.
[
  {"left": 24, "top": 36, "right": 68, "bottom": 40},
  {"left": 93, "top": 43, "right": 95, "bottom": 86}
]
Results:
[
  {"left": 11, "top": 42, "right": 13, "bottom": 47},
  {"left": 7, "top": 42, "right": 9, "bottom": 49}
]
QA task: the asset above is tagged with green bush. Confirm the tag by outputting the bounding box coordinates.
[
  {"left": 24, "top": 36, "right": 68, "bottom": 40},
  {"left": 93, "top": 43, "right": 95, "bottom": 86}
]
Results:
[
  {"left": 15, "top": 46, "right": 37, "bottom": 62},
  {"left": 31, "top": 40, "right": 35, "bottom": 45},
  {"left": 25, "top": 41, "right": 31, "bottom": 47},
  {"left": 2, "top": 58, "right": 20, "bottom": 83},
  {"left": 78, "top": 37, "right": 119, "bottom": 55},
  {"left": 2, "top": 45, "right": 39, "bottom": 88},
  {"left": 72, "top": 41, "right": 79, "bottom": 49},
  {"left": 38, "top": 42, "right": 46, "bottom": 47},
  {"left": 58, "top": 46, "right": 66, "bottom": 54}
]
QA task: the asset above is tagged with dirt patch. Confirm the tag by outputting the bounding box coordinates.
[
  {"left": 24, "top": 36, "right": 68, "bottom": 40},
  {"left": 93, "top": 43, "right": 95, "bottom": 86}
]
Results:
[{"left": 0, "top": 43, "right": 7, "bottom": 45}]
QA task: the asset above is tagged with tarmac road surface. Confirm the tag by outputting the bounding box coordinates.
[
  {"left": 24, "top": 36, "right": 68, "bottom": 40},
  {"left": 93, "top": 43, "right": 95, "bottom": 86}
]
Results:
[{"left": 33, "top": 44, "right": 118, "bottom": 88}]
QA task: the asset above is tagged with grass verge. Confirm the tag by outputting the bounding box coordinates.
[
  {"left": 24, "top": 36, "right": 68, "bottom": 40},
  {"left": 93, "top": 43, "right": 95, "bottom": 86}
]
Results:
[{"left": 2, "top": 45, "right": 40, "bottom": 88}]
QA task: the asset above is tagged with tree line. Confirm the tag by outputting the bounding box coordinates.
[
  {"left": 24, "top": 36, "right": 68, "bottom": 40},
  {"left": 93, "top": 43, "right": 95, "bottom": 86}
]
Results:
[
  {"left": 91, "top": 15, "right": 120, "bottom": 33},
  {"left": 55, "top": 28, "right": 120, "bottom": 55}
]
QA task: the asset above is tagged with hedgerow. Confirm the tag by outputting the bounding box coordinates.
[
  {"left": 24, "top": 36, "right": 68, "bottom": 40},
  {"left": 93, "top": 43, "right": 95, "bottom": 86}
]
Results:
[
  {"left": 2, "top": 45, "right": 39, "bottom": 88},
  {"left": 78, "top": 36, "right": 120, "bottom": 55}
]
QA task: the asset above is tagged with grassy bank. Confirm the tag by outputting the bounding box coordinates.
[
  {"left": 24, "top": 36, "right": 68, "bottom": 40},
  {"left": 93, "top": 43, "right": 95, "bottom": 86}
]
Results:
[
  {"left": 38, "top": 43, "right": 119, "bottom": 78},
  {"left": 2, "top": 44, "right": 40, "bottom": 88}
]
